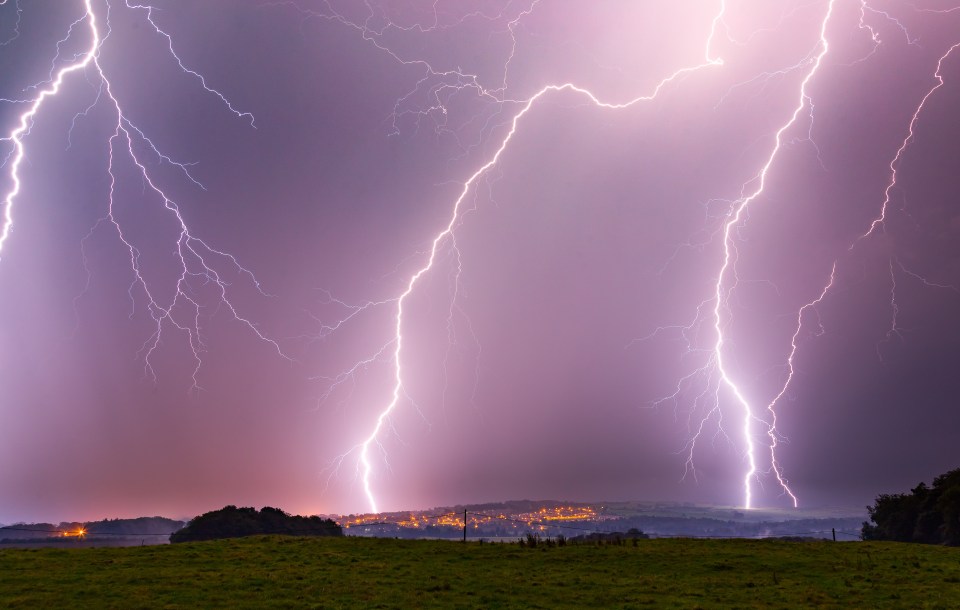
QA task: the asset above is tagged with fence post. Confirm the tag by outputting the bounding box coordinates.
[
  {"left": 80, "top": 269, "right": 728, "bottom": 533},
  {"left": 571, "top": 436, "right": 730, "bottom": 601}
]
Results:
[
  {"left": 832, "top": 527, "right": 836, "bottom": 542},
  {"left": 463, "top": 509, "right": 467, "bottom": 543}
]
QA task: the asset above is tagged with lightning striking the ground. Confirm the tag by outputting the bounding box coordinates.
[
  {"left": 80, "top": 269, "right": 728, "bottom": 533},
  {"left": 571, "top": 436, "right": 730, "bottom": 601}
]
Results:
[
  {"left": 306, "top": 0, "right": 960, "bottom": 513},
  {"left": 2, "top": 1, "right": 958, "bottom": 520},
  {"left": 751, "top": 13, "right": 960, "bottom": 507},
  {"left": 300, "top": 1, "right": 731, "bottom": 513},
  {"left": 707, "top": 1, "right": 835, "bottom": 509}
]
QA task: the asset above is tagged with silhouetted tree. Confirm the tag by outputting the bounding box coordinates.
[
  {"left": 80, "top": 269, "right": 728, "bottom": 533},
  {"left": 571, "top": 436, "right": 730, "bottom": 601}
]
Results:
[{"left": 862, "top": 468, "right": 960, "bottom": 545}]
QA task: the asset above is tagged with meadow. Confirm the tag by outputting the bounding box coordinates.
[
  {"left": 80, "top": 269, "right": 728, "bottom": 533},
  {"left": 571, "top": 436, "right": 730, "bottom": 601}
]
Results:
[{"left": 2, "top": 535, "right": 958, "bottom": 608}]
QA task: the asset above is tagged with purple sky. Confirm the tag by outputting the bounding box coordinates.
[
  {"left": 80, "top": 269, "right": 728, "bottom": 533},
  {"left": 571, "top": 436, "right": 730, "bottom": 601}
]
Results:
[{"left": 1, "top": 0, "right": 959, "bottom": 523}]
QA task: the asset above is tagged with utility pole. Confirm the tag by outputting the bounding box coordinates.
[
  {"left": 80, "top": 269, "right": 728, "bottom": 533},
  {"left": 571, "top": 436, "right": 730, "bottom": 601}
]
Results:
[{"left": 463, "top": 509, "right": 467, "bottom": 543}]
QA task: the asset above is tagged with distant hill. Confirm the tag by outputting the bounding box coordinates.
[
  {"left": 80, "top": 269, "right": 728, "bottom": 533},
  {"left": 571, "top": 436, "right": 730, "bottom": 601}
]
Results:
[
  {"left": 170, "top": 506, "right": 342, "bottom": 543},
  {"left": 1, "top": 517, "right": 184, "bottom": 543}
]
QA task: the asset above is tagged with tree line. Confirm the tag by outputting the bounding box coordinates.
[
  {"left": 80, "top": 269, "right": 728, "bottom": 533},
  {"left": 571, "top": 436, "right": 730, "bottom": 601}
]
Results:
[{"left": 862, "top": 467, "right": 960, "bottom": 545}]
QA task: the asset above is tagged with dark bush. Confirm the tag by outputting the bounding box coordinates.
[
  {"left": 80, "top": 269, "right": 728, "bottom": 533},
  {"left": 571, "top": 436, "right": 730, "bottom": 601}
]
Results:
[{"left": 170, "top": 506, "right": 342, "bottom": 543}]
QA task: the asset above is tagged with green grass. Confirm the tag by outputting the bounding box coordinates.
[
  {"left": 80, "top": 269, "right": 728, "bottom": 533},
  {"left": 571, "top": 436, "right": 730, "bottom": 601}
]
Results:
[{"left": 2, "top": 536, "right": 959, "bottom": 608}]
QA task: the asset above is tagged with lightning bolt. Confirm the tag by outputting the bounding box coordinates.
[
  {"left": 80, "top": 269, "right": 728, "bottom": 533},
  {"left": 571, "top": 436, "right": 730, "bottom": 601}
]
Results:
[
  {"left": 1, "top": 0, "right": 286, "bottom": 392},
  {"left": 304, "top": 0, "right": 853, "bottom": 512},
  {"left": 762, "top": 263, "right": 837, "bottom": 508},
  {"left": 868, "top": 42, "right": 960, "bottom": 364},
  {"left": 859, "top": 42, "right": 960, "bottom": 241},
  {"left": 666, "top": 2, "right": 960, "bottom": 510},
  {"left": 8, "top": 0, "right": 955, "bottom": 517},
  {"left": 759, "top": 25, "right": 960, "bottom": 505},
  {"left": 308, "top": 1, "right": 729, "bottom": 513},
  {"left": 270, "top": 1, "right": 721, "bottom": 513},
  {"left": 1, "top": 3, "right": 99, "bottom": 257},
  {"left": 710, "top": 0, "right": 836, "bottom": 510},
  {"left": 0, "top": 0, "right": 22, "bottom": 47}
]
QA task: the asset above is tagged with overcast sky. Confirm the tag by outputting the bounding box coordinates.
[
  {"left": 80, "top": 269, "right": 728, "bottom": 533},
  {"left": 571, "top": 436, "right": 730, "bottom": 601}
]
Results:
[{"left": 1, "top": 0, "right": 958, "bottom": 523}]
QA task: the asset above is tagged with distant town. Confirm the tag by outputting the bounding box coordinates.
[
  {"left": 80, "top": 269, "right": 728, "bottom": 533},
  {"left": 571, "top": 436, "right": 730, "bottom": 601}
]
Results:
[
  {"left": 337, "top": 500, "right": 866, "bottom": 541},
  {"left": 1, "top": 500, "right": 868, "bottom": 548}
]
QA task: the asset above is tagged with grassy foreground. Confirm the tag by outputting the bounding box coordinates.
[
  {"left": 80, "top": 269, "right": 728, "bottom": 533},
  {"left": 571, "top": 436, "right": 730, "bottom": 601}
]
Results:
[{"left": 2, "top": 536, "right": 959, "bottom": 608}]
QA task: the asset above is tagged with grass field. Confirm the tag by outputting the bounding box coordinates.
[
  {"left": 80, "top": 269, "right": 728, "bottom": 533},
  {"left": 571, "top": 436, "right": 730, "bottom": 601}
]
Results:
[{"left": 2, "top": 536, "right": 959, "bottom": 608}]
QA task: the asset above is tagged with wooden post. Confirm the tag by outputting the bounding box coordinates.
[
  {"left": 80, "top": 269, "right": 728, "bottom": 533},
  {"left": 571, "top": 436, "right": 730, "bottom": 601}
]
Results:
[
  {"left": 832, "top": 527, "right": 836, "bottom": 542},
  {"left": 463, "top": 509, "right": 467, "bottom": 543}
]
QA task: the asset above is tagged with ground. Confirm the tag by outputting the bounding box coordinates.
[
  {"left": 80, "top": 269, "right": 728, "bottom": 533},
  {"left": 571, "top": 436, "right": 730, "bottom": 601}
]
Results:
[{"left": 2, "top": 536, "right": 959, "bottom": 608}]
